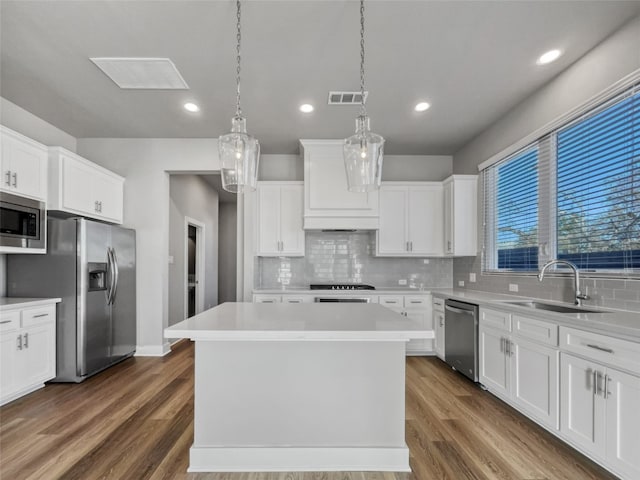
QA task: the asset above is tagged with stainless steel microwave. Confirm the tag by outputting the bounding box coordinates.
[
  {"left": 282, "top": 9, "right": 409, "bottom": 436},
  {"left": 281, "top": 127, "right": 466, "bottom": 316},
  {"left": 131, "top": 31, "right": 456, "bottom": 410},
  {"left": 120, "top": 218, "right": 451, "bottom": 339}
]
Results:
[{"left": 0, "top": 191, "right": 46, "bottom": 251}]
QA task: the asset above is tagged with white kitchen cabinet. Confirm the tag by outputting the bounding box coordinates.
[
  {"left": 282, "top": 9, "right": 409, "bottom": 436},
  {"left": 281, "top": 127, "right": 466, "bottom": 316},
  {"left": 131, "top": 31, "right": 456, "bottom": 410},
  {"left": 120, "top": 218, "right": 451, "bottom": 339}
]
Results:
[
  {"left": 443, "top": 175, "right": 477, "bottom": 256},
  {"left": 376, "top": 183, "right": 443, "bottom": 256},
  {"left": 0, "top": 125, "right": 48, "bottom": 201},
  {"left": 0, "top": 303, "right": 57, "bottom": 406},
  {"left": 48, "top": 147, "right": 124, "bottom": 224},
  {"left": 379, "top": 294, "right": 433, "bottom": 355},
  {"left": 300, "top": 140, "right": 379, "bottom": 230},
  {"left": 479, "top": 309, "right": 559, "bottom": 429},
  {"left": 256, "top": 182, "right": 304, "bottom": 257},
  {"left": 433, "top": 297, "right": 445, "bottom": 360}
]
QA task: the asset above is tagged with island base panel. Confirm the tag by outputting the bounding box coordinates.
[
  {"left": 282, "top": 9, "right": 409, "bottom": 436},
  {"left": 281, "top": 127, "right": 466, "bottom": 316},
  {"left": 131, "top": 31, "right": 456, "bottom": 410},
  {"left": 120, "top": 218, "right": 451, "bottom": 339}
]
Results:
[{"left": 191, "top": 340, "right": 410, "bottom": 472}]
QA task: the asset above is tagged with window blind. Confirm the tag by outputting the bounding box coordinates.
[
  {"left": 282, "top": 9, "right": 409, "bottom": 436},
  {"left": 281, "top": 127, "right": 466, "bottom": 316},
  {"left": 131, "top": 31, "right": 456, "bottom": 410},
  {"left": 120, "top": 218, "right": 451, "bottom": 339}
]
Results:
[{"left": 556, "top": 86, "right": 640, "bottom": 271}]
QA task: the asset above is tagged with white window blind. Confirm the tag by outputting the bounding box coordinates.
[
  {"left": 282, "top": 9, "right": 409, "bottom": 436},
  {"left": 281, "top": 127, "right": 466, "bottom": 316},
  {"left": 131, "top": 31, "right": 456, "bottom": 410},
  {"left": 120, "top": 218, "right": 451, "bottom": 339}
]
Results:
[{"left": 556, "top": 86, "right": 640, "bottom": 272}]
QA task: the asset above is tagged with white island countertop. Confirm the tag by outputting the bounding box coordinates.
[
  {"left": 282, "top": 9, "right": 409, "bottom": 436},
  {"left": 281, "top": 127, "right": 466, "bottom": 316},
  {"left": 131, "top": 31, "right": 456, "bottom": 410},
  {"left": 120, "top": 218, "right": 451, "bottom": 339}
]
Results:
[{"left": 165, "top": 302, "right": 432, "bottom": 341}]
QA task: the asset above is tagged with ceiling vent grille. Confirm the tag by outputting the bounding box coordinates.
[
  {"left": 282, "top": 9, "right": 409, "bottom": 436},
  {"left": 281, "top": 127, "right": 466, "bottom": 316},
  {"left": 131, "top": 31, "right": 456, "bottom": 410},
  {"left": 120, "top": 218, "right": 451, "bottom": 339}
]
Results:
[
  {"left": 328, "top": 91, "right": 368, "bottom": 105},
  {"left": 90, "top": 57, "right": 189, "bottom": 89}
]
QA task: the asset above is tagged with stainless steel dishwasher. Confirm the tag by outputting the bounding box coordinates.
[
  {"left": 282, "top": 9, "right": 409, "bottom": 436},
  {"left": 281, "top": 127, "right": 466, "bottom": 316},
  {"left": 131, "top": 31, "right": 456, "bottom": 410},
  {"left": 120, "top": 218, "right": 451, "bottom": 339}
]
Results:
[{"left": 444, "top": 299, "right": 479, "bottom": 382}]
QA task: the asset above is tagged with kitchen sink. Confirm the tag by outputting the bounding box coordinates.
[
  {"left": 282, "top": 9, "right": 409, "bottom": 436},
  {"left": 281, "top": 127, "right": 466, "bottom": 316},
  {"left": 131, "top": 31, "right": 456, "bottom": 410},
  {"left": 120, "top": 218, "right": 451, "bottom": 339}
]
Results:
[{"left": 503, "top": 301, "right": 606, "bottom": 314}]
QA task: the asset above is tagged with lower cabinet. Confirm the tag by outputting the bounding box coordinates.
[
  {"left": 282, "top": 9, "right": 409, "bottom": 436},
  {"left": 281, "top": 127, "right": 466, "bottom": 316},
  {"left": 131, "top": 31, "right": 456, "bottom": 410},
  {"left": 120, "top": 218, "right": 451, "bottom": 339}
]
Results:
[
  {"left": 561, "top": 352, "right": 640, "bottom": 479},
  {"left": 379, "top": 294, "right": 433, "bottom": 355},
  {"left": 433, "top": 297, "right": 445, "bottom": 361},
  {"left": 0, "top": 304, "right": 57, "bottom": 406}
]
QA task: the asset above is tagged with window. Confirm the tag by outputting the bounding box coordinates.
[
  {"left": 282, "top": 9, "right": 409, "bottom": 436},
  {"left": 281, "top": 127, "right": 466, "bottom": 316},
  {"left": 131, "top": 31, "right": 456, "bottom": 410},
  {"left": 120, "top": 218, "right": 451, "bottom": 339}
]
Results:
[{"left": 483, "top": 84, "right": 640, "bottom": 275}]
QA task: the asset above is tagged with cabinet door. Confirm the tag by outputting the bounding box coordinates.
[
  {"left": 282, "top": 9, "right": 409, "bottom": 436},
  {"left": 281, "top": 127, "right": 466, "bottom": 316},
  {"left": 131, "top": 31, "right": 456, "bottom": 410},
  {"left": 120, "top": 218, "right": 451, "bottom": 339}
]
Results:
[
  {"left": 560, "top": 353, "right": 606, "bottom": 457},
  {"left": 443, "top": 181, "right": 453, "bottom": 254},
  {"left": 256, "top": 185, "right": 281, "bottom": 255},
  {"left": 405, "top": 308, "right": 433, "bottom": 355},
  {"left": 605, "top": 368, "right": 640, "bottom": 479},
  {"left": 377, "top": 187, "right": 407, "bottom": 255},
  {"left": 0, "top": 332, "right": 19, "bottom": 402},
  {"left": 6, "top": 136, "right": 47, "bottom": 201},
  {"left": 479, "top": 327, "right": 510, "bottom": 397},
  {"left": 511, "top": 337, "right": 559, "bottom": 429},
  {"left": 279, "top": 185, "right": 304, "bottom": 256},
  {"left": 408, "top": 186, "right": 443, "bottom": 255},
  {"left": 93, "top": 172, "right": 124, "bottom": 223},
  {"left": 434, "top": 311, "right": 445, "bottom": 360},
  {"left": 62, "top": 156, "right": 101, "bottom": 216},
  {"left": 18, "top": 323, "right": 56, "bottom": 388}
]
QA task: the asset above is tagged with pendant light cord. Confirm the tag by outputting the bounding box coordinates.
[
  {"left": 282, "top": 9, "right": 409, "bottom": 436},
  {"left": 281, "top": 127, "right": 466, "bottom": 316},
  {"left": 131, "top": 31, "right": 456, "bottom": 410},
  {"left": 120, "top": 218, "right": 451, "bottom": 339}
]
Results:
[
  {"left": 359, "top": 0, "right": 366, "bottom": 117},
  {"left": 235, "top": 0, "right": 242, "bottom": 117}
]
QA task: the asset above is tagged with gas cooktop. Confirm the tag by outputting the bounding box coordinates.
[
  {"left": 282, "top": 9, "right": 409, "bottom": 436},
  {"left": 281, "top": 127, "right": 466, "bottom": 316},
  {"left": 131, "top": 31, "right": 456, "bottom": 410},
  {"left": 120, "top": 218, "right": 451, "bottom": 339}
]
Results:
[{"left": 309, "top": 284, "right": 376, "bottom": 291}]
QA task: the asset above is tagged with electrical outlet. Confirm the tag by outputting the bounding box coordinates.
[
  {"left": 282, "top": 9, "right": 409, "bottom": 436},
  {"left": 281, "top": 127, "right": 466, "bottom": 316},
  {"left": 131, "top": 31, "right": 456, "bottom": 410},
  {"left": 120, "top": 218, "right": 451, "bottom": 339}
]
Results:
[
  {"left": 469, "top": 273, "right": 476, "bottom": 283},
  {"left": 509, "top": 283, "right": 519, "bottom": 292},
  {"left": 458, "top": 280, "right": 465, "bottom": 287},
  {"left": 398, "top": 279, "right": 408, "bottom": 286},
  {"left": 423, "top": 259, "right": 429, "bottom": 264}
]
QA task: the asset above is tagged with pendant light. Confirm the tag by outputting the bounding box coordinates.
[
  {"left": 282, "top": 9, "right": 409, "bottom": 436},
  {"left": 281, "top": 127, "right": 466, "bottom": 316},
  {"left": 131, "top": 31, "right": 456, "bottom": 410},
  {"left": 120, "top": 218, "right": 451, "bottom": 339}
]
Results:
[
  {"left": 343, "top": 0, "right": 384, "bottom": 193},
  {"left": 218, "top": 0, "right": 259, "bottom": 193}
]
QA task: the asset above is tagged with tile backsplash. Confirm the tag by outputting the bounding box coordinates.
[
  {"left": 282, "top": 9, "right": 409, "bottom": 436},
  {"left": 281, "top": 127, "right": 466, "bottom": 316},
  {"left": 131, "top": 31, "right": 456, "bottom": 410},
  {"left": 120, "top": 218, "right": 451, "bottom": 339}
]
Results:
[
  {"left": 454, "top": 256, "right": 640, "bottom": 313},
  {"left": 256, "top": 231, "right": 453, "bottom": 289}
]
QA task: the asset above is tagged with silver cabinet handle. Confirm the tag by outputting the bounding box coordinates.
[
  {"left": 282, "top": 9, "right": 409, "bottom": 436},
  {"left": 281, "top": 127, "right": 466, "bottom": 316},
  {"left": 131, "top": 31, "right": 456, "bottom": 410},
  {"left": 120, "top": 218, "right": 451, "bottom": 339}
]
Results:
[
  {"left": 587, "top": 344, "right": 614, "bottom": 354},
  {"left": 505, "top": 339, "right": 510, "bottom": 356},
  {"left": 0, "top": 319, "right": 12, "bottom": 324},
  {"left": 447, "top": 240, "right": 452, "bottom": 252},
  {"left": 5, "top": 170, "right": 11, "bottom": 186},
  {"left": 99, "top": 201, "right": 103, "bottom": 212},
  {"left": 33, "top": 313, "right": 48, "bottom": 318},
  {"left": 510, "top": 341, "right": 514, "bottom": 356},
  {"left": 409, "top": 300, "right": 422, "bottom": 304},
  {"left": 95, "top": 201, "right": 99, "bottom": 212},
  {"left": 592, "top": 370, "right": 598, "bottom": 395},
  {"left": 17, "top": 334, "right": 22, "bottom": 351},
  {"left": 406, "top": 241, "right": 409, "bottom": 252},
  {"left": 595, "top": 371, "right": 604, "bottom": 396},
  {"left": 23, "top": 333, "right": 28, "bottom": 348},
  {"left": 410, "top": 241, "right": 413, "bottom": 252},
  {"left": 604, "top": 374, "right": 612, "bottom": 399},
  {"left": 12, "top": 172, "right": 17, "bottom": 188}
]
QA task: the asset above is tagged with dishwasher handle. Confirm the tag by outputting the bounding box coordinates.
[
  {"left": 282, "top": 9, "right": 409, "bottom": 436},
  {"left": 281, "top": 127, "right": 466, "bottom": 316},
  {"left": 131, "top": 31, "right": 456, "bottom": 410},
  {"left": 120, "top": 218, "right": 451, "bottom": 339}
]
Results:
[{"left": 445, "top": 305, "right": 475, "bottom": 315}]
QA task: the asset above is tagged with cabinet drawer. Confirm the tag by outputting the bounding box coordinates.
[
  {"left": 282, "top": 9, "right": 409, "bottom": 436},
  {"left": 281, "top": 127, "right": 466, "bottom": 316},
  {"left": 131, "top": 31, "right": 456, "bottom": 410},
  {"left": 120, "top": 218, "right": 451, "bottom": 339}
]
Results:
[
  {"left": 0, "top": 310, "right": 20, "bottom": 333},
  {"left": 253, "top": 295, "right": 281, "bottom": 304},
  {"left": 405, "top": 296, "right": 429, "bottom": 309},
  {"left": 512, "top": 315, "right": 558, "bottom": 346},
  {"left": 560, "top": 326, "right": 640, "bottom": 374},
  {"left": 379, "top": 296, "right": 404, "bottom": 309},
  {"left": 281, "top": 295, "right": 313, "bottom": 304},
  {"left": 21, "top": 305, "right": 56, "bottom": 328},
  {"left": 432, "top": 297, "right": 445, "bottom": 312},
  {"left": 480, "top": 308, "right": 512, "bottom": 332}
]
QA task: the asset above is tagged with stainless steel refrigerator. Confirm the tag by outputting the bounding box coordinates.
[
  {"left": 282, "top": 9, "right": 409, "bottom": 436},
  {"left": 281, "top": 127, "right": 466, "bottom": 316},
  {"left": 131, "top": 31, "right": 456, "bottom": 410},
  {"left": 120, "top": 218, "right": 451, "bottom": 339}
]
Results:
[{"left": 7, "top": 216, "right": 136, "bottom": 382}]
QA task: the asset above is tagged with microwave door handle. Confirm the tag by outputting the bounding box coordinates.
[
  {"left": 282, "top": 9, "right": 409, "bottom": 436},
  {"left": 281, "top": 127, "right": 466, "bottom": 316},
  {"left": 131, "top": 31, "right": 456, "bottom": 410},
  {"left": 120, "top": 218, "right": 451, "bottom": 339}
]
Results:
[{"left": 111, "top": 248, "right": 120, "bottom": 304}]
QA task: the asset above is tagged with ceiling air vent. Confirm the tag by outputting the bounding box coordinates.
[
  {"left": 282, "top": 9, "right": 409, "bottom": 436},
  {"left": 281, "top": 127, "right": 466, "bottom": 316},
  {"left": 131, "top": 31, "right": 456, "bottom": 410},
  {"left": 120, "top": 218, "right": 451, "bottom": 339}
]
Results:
[
  {"left": 90, "top": 57, "right": 189, "bottom": 89},
  {"left": 328, "top": 91, "right": 369, "bottom": 105}
]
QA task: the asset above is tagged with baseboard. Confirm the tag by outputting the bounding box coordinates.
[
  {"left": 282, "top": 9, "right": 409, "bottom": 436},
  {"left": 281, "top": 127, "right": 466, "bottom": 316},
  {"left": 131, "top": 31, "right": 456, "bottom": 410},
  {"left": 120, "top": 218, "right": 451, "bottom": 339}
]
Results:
[
  {"left": 0, "top": 383, "right": 45, "bottom": 406},
  {"left": 135, "top": 342, "right": 171, "bottom": 357},
  {"left": 188, "top": 446, "right": 411, "bottom": 472}
]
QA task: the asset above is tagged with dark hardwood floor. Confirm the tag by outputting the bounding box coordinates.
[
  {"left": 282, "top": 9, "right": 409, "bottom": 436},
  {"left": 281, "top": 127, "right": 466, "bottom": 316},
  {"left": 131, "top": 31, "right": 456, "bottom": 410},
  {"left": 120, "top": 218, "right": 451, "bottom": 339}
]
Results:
[{"left": 0, "top": 340, "right": 616, "bottom": 480}]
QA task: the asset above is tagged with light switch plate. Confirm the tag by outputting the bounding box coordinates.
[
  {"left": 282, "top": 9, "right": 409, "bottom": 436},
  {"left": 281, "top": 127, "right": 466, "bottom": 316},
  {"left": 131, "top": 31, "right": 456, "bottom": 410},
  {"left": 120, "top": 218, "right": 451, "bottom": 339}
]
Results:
[
  {"left": 509, "top": 283, "right": 519, "bottom": 292},
  {"left": 469, "top": 273, "right": 476, "bottom": 282},
  {"left": 458, "top": 280, "right": 465, "bottom": 287}
]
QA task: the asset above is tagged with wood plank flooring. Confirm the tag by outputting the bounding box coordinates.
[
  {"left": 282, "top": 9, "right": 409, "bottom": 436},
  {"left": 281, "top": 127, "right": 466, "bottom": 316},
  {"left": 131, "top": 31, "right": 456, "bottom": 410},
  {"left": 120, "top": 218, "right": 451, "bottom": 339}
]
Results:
[{"left": 0, "top": 340, "right": 616, "bottom": 480}]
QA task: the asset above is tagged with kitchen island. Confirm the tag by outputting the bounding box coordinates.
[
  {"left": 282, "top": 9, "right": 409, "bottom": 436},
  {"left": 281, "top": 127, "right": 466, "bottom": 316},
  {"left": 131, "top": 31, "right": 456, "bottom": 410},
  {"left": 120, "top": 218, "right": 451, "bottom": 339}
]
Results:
[{"left": 164, "top": 302, "right": 431, "bottom": 473}]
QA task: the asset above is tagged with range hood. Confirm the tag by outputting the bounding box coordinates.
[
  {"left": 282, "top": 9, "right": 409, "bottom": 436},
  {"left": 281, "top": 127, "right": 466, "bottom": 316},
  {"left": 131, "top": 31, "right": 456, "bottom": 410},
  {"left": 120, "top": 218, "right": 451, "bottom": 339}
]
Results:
[{"left": 301, "top": 139, "right": 379, "bottom": 231}]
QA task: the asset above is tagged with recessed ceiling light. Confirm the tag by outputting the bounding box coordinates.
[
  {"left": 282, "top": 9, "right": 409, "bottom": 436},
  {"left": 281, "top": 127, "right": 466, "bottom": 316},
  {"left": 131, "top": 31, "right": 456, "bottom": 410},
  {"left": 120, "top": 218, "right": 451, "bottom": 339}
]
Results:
[
  {"left": 299, "top": 104, "right": 314, "bottom": 113},
  {"left": 184, "top": 102, "right": 200, "bottom": 113},
  {"left": 415, "top": 102, "right": 430, "bottom": 112},
  {"left": 537, "top": 49, "right": 562, "bottom": 65}
]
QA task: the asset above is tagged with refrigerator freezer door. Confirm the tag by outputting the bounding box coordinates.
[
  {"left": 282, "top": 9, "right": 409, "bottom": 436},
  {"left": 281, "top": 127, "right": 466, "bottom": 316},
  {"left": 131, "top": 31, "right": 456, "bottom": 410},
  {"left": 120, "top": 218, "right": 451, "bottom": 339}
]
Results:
[
  {"left": 110, "top": 226, "right": 136, "bottom": 359},
  {"left": 78, "top": 219, "right": 112, "bottom": 377}
]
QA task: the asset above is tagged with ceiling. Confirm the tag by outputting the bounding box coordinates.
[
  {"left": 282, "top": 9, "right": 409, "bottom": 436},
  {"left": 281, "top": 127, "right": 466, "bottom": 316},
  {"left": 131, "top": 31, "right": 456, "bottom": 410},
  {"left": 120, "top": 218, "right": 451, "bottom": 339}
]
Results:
[{"left": 1, "top": 1, "right": 639, "bottom": 155}]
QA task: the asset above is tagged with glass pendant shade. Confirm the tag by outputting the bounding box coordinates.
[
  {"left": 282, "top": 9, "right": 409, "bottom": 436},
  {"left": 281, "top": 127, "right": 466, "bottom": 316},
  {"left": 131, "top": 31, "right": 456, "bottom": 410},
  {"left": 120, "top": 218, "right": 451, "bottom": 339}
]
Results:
[
  {"left": 343, "top": 114, "right": 384, "bottom": 192},
  {"left": 218, "top": 115, "right": 260, "bottom": 193}
]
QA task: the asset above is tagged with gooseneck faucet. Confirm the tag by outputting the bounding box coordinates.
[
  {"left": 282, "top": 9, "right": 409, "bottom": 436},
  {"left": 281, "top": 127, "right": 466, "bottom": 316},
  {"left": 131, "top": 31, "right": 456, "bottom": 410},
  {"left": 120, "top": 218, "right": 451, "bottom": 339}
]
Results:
[{"left": 538, "top": 260, "right": 589, "bottom": 306}]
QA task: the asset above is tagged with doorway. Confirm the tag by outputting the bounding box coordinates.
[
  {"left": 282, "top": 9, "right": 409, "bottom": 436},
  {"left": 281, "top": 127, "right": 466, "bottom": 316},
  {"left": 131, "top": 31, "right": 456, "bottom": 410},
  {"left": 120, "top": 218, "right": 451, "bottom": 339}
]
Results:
[{"left": 185, "top": 217, "right": 205, "bottom": 318}]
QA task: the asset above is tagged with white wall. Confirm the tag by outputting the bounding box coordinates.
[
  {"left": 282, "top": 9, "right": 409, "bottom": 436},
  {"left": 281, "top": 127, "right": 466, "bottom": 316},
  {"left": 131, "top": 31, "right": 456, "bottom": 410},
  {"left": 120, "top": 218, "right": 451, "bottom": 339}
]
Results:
[
  {"left": 453, "top": 15, "right": 640, "bottom": 173},
  {"left": 169, "top": 175, "right": 220, "bottom": 326},
  {"left": 77, "top": 138, "right": 220, "bottom": 355},
  {"left": 218, "top": 202, "right": 237, "bottom": 304}
]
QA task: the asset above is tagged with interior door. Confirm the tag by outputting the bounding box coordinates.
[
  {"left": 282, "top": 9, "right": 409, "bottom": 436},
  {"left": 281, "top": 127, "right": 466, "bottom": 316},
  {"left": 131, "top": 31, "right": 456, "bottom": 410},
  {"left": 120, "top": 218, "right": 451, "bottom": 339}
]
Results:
[
  {"left": 79, "top": 219, "right": 112, "bottom": 376},
  {"left": 110, "top": 226, "right": 137, "bottom": 359}
]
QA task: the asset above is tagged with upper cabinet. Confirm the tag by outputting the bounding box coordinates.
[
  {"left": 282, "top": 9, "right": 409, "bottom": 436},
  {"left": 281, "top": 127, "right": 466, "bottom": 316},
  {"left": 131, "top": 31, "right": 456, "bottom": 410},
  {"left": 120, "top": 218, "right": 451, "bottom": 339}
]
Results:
[
  {"left": 443, "top": 175, "right": 477, "bottom": 256},
  {"left": 0, "top": 126, "right": 48, "bottom": 202},
  {"left": 300, "top": 140, "right": 379, "bottom": 230},
  {"left": 48, "top": 147, "right": 124, "bottom": 224},
  {"left": 256, "top": 181, "right": 305, "bottom": 257},
  {"left": 376, "top": 182, "right": 443, "bottom": 256}
]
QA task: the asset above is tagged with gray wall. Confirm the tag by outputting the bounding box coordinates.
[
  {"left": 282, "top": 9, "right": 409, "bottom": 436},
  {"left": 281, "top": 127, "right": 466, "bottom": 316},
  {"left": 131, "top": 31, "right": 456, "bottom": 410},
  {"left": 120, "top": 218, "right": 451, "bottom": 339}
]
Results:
[
  {"left": 169, "top": 175, "right": 219, "bottom": 326},
  {"left": 451, "top": 15, "right": 640, "bottom": 312},
  {"left": 218, "top": 202, "right": 237, "bottom": 303}
]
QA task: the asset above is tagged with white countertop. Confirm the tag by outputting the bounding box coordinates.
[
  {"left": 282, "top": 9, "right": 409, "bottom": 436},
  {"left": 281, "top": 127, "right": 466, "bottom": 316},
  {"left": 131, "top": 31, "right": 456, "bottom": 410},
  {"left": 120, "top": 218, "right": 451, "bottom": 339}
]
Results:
[
  {"left": 253, "top": 288, "right": 432, "bottom": 295},
  {"left": 431, "top": 289, "right": 640, "bottom": 341},
  {"left": 165, "top": 302, "right": 432, "bottom": 341},
  {"left": 0, "top": 297, "right": 62, "bottom": 310}
]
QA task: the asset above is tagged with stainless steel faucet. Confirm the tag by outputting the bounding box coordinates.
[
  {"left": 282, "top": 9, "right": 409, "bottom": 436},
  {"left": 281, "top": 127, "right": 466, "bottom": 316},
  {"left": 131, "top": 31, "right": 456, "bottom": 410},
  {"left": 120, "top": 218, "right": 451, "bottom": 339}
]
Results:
[{"left": 538, "top": 260, "right": 589, "bottom": 306}]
